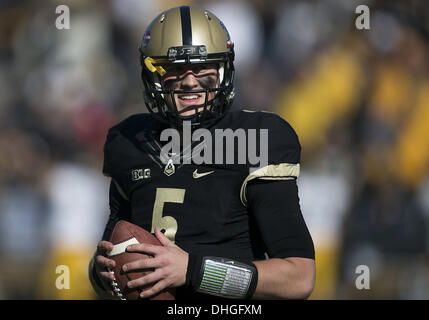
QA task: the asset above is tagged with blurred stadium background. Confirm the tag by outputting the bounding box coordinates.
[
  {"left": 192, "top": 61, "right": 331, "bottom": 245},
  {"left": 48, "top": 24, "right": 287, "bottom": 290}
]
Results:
[{"left": 0, "top": 0, "right": 428, "bottom": 299}]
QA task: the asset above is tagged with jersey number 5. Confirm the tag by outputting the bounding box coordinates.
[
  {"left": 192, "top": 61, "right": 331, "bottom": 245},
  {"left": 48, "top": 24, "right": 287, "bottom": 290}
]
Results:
[{"left": 151, "top": 188, "right": 185, "bottom": 243}]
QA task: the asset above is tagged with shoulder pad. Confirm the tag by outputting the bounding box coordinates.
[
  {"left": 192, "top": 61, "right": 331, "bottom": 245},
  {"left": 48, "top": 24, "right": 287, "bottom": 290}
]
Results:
[
  {"left": 103, "top": 113, "right": 158, "bottom": 176},
  {"left": 225, "top": 110, "right": 301, "bottom": 164}
]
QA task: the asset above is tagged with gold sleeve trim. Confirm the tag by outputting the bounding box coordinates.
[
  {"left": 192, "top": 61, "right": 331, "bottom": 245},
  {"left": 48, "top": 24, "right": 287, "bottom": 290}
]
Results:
[{"left": 240, "top": 163, "right": 300, "bottom": 207}]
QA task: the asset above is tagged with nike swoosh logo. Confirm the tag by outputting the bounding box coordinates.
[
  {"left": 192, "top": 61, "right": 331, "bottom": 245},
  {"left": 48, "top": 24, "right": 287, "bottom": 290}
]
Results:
[{"left": 193, "top": 169, "right": 214, "bottom": 179}]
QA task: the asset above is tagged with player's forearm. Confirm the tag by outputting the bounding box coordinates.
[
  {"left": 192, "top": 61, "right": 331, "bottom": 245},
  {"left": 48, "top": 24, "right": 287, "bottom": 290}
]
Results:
[{"left": 252, "top": 257, "right": 315, "bottom": 299}]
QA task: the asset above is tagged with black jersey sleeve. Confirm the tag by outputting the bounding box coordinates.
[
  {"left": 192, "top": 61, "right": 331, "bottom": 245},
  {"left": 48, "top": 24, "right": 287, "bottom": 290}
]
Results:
[
  {"left": 243, "top": 112, "right": 314, "bottom": 259},
  {"left": 102, "top": 126, "right": 128, "bottom": 178},
  {"left": 102, "top": 129, "right": 116, "bottom": 177},
  {"left": 247, "top": 178, "right": 315, "bottom": 259},
  {"left": 102, "top": 114, "right": 152, "bottom": 178},
  {"left": 264, "top": 112, "right": 301, "bottom": 165},
  {"left": 101, "top": 179, "right": 131, "bottom": 241},
  {"left": 240, "top": 113, "right": 301, "bottom": 206}
]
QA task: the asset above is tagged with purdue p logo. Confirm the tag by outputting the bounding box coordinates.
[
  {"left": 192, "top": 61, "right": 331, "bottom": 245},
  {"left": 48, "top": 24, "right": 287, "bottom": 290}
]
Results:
[
  {"left": 132, "top": 169, "right": 151, "bottom": 181},
  {"left": 164, "top": 159, "right": 175, "bottom": 176}
]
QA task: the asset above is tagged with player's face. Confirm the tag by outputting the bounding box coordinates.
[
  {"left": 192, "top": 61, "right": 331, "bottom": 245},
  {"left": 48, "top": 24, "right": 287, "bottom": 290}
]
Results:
[{"left": 160, "top": 64, "right": 219, "bottom": 116}]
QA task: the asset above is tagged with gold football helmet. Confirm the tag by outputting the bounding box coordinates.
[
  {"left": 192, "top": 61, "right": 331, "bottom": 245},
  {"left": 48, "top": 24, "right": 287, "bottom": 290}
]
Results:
[{"left": 139, "top": 6, "right": 235, "bottom": 127}]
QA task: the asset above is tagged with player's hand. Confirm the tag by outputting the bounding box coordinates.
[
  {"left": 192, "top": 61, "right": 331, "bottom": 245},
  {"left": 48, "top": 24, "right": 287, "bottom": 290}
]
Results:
[
  {"left": 123, "top": 227, "right": 189, "bottom": 299},
  {"left": 94, "top": 240, "right": 117, "bottom": 296}
]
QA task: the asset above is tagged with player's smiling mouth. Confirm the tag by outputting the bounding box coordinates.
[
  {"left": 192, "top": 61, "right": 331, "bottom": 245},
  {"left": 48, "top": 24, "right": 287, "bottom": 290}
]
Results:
[{"left": 178, "top": 94, "right": 203, "bottom": 106}]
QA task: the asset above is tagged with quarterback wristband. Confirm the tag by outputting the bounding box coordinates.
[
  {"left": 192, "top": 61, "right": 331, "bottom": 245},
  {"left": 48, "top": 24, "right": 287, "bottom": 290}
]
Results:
[{"left": 186, "top": 254, "right": 258, "bottom": 299}]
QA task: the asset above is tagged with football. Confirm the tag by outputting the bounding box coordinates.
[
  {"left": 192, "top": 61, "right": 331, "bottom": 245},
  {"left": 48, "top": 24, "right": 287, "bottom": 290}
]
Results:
[{"left": 107, "top": 220, "right": 175, "bottom": 300}]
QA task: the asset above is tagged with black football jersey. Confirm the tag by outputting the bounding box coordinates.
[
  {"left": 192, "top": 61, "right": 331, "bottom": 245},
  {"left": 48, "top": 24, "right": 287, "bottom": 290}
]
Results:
[{"left": 101, "top": 110, "right": 314, "bottom": 300}]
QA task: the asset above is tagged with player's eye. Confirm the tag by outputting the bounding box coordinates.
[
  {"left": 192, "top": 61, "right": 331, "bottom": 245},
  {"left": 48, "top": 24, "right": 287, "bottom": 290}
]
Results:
[
  {"left": 162, "top": 79, "right": 178, "bottom": 90},
  {"left": 193, "top": 64, "right": 218, "bottom": 75},
  {"left": 162, "top": 64, "right": 217, "bottom": 76},
  {"left": 192, "top": 66, "right": 204, "bottom": 74}
]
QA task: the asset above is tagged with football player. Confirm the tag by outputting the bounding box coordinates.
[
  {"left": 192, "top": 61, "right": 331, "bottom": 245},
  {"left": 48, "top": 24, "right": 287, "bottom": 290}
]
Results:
[{"left": 89, "top": 6, "right": 315, "bottom": 300}]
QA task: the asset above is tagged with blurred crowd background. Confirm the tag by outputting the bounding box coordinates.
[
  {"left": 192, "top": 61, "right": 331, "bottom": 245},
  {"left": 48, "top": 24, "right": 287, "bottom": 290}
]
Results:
[{"left": 0, "top": 0, "right": 428, "bottom": 299}]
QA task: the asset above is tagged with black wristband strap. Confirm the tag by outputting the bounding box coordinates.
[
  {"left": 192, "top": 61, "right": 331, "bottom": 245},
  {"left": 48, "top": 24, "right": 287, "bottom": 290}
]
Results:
[
  {"left": 246, "top": 262, "right": 258, "bottom": 299},
  {"left": 185, "top": 254, "right": 204, "bottom": 288},
  {"left": 185, "top": 254, "right": 258, "bottom": 299}
]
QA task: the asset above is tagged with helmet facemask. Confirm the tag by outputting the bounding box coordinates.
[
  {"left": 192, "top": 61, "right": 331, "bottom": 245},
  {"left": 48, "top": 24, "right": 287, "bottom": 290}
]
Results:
[{"left": 140, "top": 47, "right": 235, "bottom": 128}]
